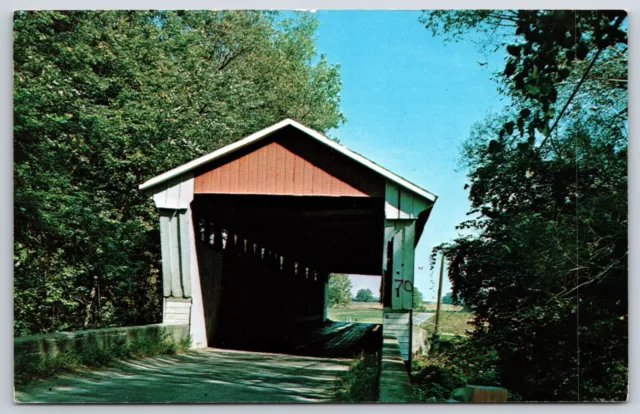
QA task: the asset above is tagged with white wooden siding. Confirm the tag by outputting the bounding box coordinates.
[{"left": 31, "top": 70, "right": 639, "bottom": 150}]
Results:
[
  {"left": 384, "top": 311, "right": 412, "bottom": 360},
  {"left": 152, "top": 174, "right": 194, "bottom": 209},
  {"left": 164, "top": 298, "right": 192, "bottom": 325},
  {"left": 385, "top": 181, "right": 432, "bottom": 220}
]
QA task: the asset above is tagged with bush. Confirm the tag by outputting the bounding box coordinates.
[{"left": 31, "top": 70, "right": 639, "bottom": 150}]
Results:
[
  {"left": 334, "top": 352, "right": 380, "bottom": 402},
  {"left": 411, "top": 338, "right": 502, "bottom": 402}
]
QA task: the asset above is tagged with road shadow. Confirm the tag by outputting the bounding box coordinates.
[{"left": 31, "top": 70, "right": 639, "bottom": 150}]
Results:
[{"left": 15, "top": 348, "right": 353, "bottom": 403}]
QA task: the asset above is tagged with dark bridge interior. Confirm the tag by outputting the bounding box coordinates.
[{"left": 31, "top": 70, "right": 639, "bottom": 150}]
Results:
[{"left": 191, "top": 194, "right": 384, "bottom": 356}]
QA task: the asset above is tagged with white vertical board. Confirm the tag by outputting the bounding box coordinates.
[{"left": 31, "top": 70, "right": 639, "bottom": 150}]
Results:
[
  {"left": 389, "top": 220, "right": 415, "bottom": 311},
  {"left": 383, "top": 311, "right": 411, "bottom": 361},
  {"left": 399, "top": 189, "right": 414, "bottom": 219},
  {"left": 153, "top": 174, "right": 194, "bottom": 209},
  {"left": 187, "top": 207, "right": 207, "bottom": 349},
  {"left": 178, "top": 211, "right": 192, "bottom": 297},
  {"left": 385, "top": 179, "right": 432, "bottom": 219},
  {"left": 168, "top": 212, "right": 183, "bottom": 297},
  {"left": 383, "top": 220, "right": 396, "bottom": 272},
  {"left": 159, "top": 213, "right": 173, "bottom": 297},
  {"left": 402, "top": 221, "right": 416, "bottom": 310},
  {"left": 384, "top": 181, "right": 400, "bottom": 219},
  {"left": 391, "top": 225, "right": 405, "bottom": 309}
]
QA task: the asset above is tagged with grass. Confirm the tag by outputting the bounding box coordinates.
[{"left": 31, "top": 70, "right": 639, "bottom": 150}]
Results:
[
  {"left": 328, "top": 306, "right": 383, "bottom": 324},
  {"left": 420, "top": 311, "right": 474, "bottom": 336},
  {"left": 333, "top": 351, "right": 380, "bottom": 402},
  {"left": 329, "top": 303, "right": 472, "bottom": 332},
  {"left": 416, "top": 302, "right": 463, "bottom": 312},
  {"left": 348, "top": 301, "right": 382, "bottom": 309},
  {"left": 15, "top": 329, "right": 192, "bottom": 387}
]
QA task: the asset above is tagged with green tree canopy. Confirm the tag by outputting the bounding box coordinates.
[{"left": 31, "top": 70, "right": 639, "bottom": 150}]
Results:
[
  {"left": 412, "top": 287, "right": 423, "bottom": 309},
  {"left": 354, "top": 288, "right": 374, "bottom": 302},
  {"left": 328, "top": 274, "right": 352, "bottom": 308},
  {"left": 423, "top": 10, "right": 627, "bottom": 401},
  {"left": 14, "top": 10, "right": 345, "bottom": 336},
  {"left": 441, "top": 292, "right": 454, "bottom": 305}
]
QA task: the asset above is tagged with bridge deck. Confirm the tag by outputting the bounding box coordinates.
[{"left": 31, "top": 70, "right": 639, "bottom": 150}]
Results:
[
  {"left": 15, "top": 322, "right": 383, "bottom": 403},
  {"left": 216, "top": 321, "right": 382, "bottom": 358},
  {"left": 15, "top": 348, "right": 353, "bottom": 403}
]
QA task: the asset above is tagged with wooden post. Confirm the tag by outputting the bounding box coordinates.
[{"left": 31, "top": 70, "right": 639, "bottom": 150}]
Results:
[
  {"left": 433, "top": 252, "right": 445, "bottom": 350},
  {"left": 408, "top": 308, "right": 413, "bottom": 368}
]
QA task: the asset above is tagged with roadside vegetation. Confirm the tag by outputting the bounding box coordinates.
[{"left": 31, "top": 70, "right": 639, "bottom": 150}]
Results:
[
  {"left": 14, "top": 330, "right": 191, "bottom": 387},
  {"left": 421, "top": 10, "right": 628, "bottom": 401},
  {"left": 14, "top": 10, "right": 345, "bottom": 337},
  {"left": 333, "top": 351, "right": 380, "bottom": 402},
  {"left": 411, "top": 336, "right": 504, "bottom": 402},
  {"left": 420, "top": 311, "right": 473, "bottom": 336}
]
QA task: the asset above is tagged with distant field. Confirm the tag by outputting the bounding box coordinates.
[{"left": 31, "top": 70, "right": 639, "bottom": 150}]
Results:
[
  {"left": 420, "top": 311, "right": 474, "bottom": 336},
  {"left": 328, "top": 302, "right": 471, "bottom": 333},
  {"left": 328, "top": 305, "right": 383, "bottom": 324},
  {"left": 348, "top": 301, "right": 382, "bottom": 309},
  {"left": 418, "top": 302, "right": 463, "bottom": 312}
]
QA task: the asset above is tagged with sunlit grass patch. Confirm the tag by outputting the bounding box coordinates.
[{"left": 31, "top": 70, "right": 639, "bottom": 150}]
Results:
[
  {"left": 420, "top": 311, "right": 473, "bottom": 336},
  {"left": 328, "top": 307, "right": 383, "bottom": 324}
]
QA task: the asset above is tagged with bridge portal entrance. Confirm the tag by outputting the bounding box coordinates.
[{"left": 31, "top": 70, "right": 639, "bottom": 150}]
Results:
[{"left": 140, "top": 119, "right": 437, "bottom": 361}]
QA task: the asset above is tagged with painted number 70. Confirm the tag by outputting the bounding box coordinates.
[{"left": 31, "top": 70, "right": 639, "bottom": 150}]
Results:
[{"left": 394, "top": 279, "right": 413, "bottom": 297}]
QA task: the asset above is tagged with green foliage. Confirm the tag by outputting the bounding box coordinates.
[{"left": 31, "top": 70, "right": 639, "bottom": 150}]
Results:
[
  {"left": 328, "top": 274, "right": 352, "bottom": 308},
  {"left": 14, "top": 329, "right": 191, "bottom": 386},
  {"left": 421, "top": 10, "right": 627, "bottom": 148},
  {"left": 411, "top": 337, "right": 502, "bottom": 402},
  {"left": 441, "top": 292, "right": 454, "bottom": 305},
  {"left": 354, "top": 288, "right": 374, "bottom": 302},
  {"left": 422, "top": 312, "right": 473, "bottom": 336},
  {"left": 412, "top": 287, "right": 423, "bottom": 308},
  {"left": 14, "top": 10, "right": 344, "bottom": 336},
  {"left": 423, "top": 10, "right": 627, "bottom": 401},
  {"left": 333, "top": 352, "right": 380, "bottom": 402}
]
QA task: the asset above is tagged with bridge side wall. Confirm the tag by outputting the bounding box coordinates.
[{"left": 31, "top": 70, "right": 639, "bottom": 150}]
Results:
[{"left": 14, "top": 324, "right": 189, "bottom": 368}]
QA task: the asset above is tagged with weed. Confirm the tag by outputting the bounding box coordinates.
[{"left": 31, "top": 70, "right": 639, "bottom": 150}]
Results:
[{"left": 333, "top": 352, "right": 380, "bottom": 402}]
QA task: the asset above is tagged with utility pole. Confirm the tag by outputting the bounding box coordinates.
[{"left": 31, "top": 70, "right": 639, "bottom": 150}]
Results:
[{"left": 432, "top": 252, "right": 445, "bottom": 351}]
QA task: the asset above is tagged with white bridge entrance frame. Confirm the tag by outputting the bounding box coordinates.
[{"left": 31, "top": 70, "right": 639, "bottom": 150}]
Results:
[{"left": 140, "top": 119, "right": 437, "bottom": 361}]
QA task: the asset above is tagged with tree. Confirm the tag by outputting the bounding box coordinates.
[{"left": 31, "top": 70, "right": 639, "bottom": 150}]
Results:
[
  {"left": 354, "top": 288, "right": 374, "bottom": 302},
  {"left": 413, "top": 287, "right": 423, "bottom": 309},
  {"left": 423, "top": 10, "right": 627, "bottom": 401},
  {"left": 327, "top": 274, "right": 352, "bottom": 308},
  {"left": 14, "top": 10, "right": 345, "bottom": 336},
  {"left": 441, "top": 292, "right": 454, "bottom": 305}
]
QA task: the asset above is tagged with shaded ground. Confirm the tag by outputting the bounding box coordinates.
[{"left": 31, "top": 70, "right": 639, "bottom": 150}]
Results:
[
  {"left": 216, "top": 321, "right": 381, "bottom": 358},
  {"left": 15, "top": 347, "right": 353, "bottom": 403}
]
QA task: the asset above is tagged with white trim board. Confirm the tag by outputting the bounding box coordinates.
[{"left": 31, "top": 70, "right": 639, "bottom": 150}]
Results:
[{"left": 139, "top": 119, "right": 438, "bottom": 203}]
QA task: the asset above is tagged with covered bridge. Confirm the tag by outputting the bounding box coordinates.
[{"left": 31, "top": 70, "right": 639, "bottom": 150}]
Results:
[{"left": 140, "top": 119, "right": 437, "bottom": 360}]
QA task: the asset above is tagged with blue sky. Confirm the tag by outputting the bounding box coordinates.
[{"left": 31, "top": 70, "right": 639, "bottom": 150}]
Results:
[{"left": 311, "top": 10, "right": 509, "bottom": 301}]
